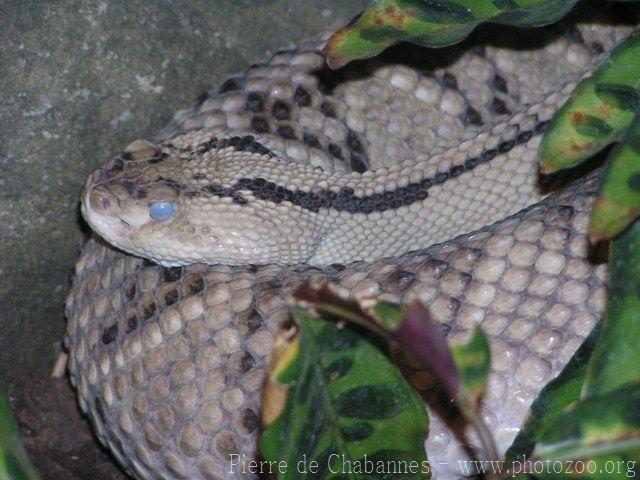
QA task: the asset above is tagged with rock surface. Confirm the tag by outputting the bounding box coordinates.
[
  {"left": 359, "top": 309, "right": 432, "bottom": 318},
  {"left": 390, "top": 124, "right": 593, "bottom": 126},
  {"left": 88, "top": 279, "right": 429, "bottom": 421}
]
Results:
[{"left": 0, "top": 0, "right": 366, "bottom": 392}]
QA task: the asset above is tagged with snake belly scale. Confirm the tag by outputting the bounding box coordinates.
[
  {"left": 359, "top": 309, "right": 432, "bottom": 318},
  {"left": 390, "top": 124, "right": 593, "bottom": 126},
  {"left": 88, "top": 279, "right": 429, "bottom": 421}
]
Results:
[{"left": 65, "top": 6, "right": 637, "bottom": 480}]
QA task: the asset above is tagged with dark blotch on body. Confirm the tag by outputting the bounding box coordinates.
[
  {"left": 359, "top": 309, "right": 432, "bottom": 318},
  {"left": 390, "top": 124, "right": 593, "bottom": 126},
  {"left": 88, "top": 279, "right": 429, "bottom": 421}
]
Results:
[
  {"left": 493, "top": 74, "right": 508, "bottom": 93},
  {"left": 246, "top": 92, "right": 265, "bottom": 113},
  {"left": 101, "top": 323, "right": 119, "bottom": 345},
  {"left": 463, "top": 107, "right": 483, "bottom": 126},
  {"left": 303, "top": 132, "right": 322, "bottom": 149},
  {"left": 240, "top": 352, "right": 255, "bottom": 372},
  {"left": 294, "top": 86, "right": 312, "bottom": 107},
  {"left": 516, "top": 130, "right": 533, "bottom": 144},
  {"left": 442, "top": 72, "right": 458, "bottom": 90},
  {"left": 125, "top": 314, "right": 138, "bottom": 334},
  {"left": 164, "top": 288, "right": 179, "bottom": 306},
  {"left": 142, "top": 301, "right": 156, "bottom": 320},
  {"left": 271, "top": 100, "right": 291, "bottom": 120},
  {"left": 251, "top": 116, "right": 270, "bottom": 133},
  {"left": 320, "top": 101, "right": 337, "bottom": 118},
  {"left": 491, "top": 97, "right": 510, "bottom": 115},
  {"left": 163, "top": 266, "right": 183, "bottom": 282},
  {"left": 328, "top": 143, "right": 344, "bottom": 160},
  {"left": 350, "top": 153, "right": 368, "bottom": 173},
  {"left": 277, "top": 124, "right": 297, "bottom": 140},
  {"left": 535, "top": 120, "right": 550, "bottom": 134},
  {"left": 498, "top": 140, "right": 515, "bottom": 153},
  {"left": 240, "top": 408, "right": 260, "bottom": 433}
]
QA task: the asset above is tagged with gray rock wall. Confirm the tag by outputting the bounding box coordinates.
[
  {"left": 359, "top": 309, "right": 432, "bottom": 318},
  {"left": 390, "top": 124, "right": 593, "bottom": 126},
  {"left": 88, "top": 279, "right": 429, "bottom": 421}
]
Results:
[{"left": 0, "top": 0, "right": 367, "bottom": 393}]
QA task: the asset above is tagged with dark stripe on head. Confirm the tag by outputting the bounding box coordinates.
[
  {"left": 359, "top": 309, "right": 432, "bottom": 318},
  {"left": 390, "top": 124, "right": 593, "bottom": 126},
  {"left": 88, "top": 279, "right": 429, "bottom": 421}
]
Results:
[
  {"left": 189, "top": 122, "right": 544, "bottom": 213},
  {"left": 294, "top": 86, "right": 312, "bottom": 107},
  {"left": 195, "top": 135, "right": 276, "bottom": 157},
  {"left": 147, "top": 152, "right": 169, "bottom": 164},
  {"left": 154, "top": 176, "right": 186, "bottom": 193}
]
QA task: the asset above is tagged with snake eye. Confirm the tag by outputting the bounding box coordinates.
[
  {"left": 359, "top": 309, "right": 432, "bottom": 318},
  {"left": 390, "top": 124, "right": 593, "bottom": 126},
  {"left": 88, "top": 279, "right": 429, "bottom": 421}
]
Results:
[{"left": 149, "top": 202, "right": 174, "bottom": 220}]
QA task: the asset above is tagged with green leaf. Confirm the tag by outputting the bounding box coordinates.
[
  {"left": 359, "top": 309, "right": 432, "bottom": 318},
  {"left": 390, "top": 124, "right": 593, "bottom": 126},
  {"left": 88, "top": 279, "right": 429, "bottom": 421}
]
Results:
[
  {"left": 295, "top": 285, "right": 463, "bottom": 410},
  {"left": 583, "top": 218, "right": 640, "bottom": 397},
  {"left": 295, "top": 284, "right": 496, "bottom": 421},
  {"left": 527, "top": 383, "right": 640, "bottom": 479},
  {"left": 505, "top": 323, "right": 601, "bottom": 463},
  {"left": 589, "top": 111, "right": 640, "bottom": 241},
  {"left": 450, "top": 328, "right": 491, "bottom": 412},
  {"left": 324, "top": 0, "right": 588, "bottom": 68},
  {"left": 294, "top": 283, "right": 502, "bottom": 464},
  {"left": 0, "top": 387, "right": 40, "bottom": 480},
  {"left": 539, "top": 29, "right": 640, "bottom": 173},
  {"left": 259, "top": 306, "right": 430, "bottom": 479}
]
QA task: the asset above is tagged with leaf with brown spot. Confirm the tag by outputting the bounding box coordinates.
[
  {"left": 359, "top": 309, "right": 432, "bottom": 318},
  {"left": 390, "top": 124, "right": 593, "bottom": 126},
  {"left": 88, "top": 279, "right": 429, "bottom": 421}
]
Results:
[
  {"left": 589, "top": 111, "right": 640, "bottom": 242},
  {"left": 324, "top": 0, "right": 584, "bottom": 69},
  {"left": 525, "top": 383, "right": 640, "bottom": 479},
  {"left": 295, "top": 283, "right": 494, "bottom": 423},
  {"left": 259, "top": 303, "right": 429, "bottom": 479},
  {"left": 540, "top": 30, "right": 640, "bottom": 173}
]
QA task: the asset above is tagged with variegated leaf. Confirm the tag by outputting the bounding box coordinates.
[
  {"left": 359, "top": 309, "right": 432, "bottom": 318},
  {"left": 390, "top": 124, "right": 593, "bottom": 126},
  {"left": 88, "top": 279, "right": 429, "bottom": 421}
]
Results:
[{"left": 259, "top": 306, "right": 430, "bottom": 479}]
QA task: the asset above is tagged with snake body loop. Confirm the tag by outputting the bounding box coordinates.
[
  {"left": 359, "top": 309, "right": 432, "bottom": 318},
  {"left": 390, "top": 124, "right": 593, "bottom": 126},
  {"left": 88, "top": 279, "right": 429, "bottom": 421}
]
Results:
[{"left": 66, "top": 6, "right": 637, "bottom": 479}]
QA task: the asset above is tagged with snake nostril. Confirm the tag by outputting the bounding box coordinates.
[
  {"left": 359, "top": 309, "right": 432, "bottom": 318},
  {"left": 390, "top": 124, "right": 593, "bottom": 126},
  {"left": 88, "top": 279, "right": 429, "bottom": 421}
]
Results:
[{"left": 89, "top": 190, "right": 112, "bottom": 213}]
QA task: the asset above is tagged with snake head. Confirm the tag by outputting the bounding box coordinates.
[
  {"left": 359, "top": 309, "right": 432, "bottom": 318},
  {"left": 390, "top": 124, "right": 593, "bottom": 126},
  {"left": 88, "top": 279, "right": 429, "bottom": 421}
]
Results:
[{"left": 81, "top": 132, "right": 323, "bottom": 266}]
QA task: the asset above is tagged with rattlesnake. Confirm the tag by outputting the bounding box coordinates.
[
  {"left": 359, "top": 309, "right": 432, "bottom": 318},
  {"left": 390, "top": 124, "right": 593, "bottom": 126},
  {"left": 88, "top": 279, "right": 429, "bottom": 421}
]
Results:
[{"left": 64, "top": 4, "right": 638, "bottom": 479}]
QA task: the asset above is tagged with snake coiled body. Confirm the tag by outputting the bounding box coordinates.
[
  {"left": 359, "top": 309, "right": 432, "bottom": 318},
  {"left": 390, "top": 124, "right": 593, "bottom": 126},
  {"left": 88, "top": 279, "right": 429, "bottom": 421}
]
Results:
[{"left": 65, "top": 6, "right": 637, "bottom": 479}]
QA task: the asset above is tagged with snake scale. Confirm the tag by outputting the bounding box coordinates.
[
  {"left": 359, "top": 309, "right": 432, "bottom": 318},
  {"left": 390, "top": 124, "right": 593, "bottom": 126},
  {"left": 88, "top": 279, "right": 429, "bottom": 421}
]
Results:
[{"left": 64, "top": 4, "right": 638, "bottom": 479}]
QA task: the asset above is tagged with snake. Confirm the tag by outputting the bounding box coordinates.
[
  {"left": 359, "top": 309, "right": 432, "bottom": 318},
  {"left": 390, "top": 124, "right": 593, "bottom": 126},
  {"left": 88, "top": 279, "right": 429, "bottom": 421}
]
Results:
[{"left": 64, "top": 5, "right": 638, "bottom": 480}]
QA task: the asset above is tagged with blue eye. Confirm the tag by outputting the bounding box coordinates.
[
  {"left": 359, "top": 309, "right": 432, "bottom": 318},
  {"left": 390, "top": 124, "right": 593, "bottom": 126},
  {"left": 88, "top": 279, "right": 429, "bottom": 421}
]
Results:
[{"left": 149, "top": 202, "right": 174, "bottom": 220}]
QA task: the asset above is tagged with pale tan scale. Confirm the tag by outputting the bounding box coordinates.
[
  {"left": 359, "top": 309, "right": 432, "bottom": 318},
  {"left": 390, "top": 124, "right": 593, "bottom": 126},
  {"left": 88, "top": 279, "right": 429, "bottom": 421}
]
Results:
[{"left": 65, "top": 8, "right": 639, "bottom": 480}]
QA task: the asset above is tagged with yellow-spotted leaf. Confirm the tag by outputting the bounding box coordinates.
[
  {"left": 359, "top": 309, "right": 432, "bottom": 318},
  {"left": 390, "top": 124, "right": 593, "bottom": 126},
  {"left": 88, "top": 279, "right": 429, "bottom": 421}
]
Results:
[
  {"left": 589, "top": 111, "right": 640, "bottom": 242},
  {"left": 294, "top": 283, "right": 498, "bottom": 462},
  {"left": 539, "top": 29, "right": 640, "bottom": 173},
  {"left": 261, "top": 329, "right": 300, "bottom": 427},
  {"left": 450, "top": 328, "right": 490, "bottom": 414},
  {"left": 295, "top": 284, "right": 463, "bottom": 407},
  {"left": 526, "top": 383, "right": 640, "bottom": 479},
  {"left": 324, "top": 0, "right": 582, "bottom": 69},
  {"left": 583, "top": 218, "right": 640, "bottom": 397},
  {"left": 259, "top": 305, "right": 430, "bottom": 479}
]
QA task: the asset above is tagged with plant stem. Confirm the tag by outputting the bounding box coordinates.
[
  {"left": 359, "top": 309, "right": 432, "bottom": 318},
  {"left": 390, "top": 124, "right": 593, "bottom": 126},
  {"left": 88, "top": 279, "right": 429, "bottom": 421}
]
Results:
[{"left": 472, "top": 413, "right": 501, "bottom": 480}]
